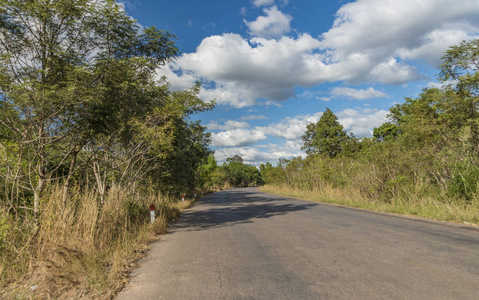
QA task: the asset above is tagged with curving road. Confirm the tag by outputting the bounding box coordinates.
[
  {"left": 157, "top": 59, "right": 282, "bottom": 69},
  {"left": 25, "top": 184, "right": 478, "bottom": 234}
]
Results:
[{"left": 117, "top": 187, "right": 479, "bottom": 299}]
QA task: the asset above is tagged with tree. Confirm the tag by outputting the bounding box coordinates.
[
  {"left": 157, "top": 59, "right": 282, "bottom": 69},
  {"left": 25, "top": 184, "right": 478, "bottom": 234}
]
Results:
[
  {"left": 0, "top": 0, "right": 179, "bottom": 221},
  {"left": 226, "top": 155, "right": 244, "bottom": 164},
  {"left": 438, "top": 39, "right": 479, "bottom": 148},
  {"left": 373, "top": 122, "right": 400, "bottom": 142},
  {"left": 128, "top": 83, "right": 214, "bottom": 194},
  {"left": 439, "top": 39, "right": 479, "bottom": 98},
  {"left": 217, "top": 156, "right": 263, "bottom": 187},
  {"left": 197, "top": 154, "right": 218, "bottom": 189},
  {"left": 301, "top": 108, "right": 349, "bottom": 157}
]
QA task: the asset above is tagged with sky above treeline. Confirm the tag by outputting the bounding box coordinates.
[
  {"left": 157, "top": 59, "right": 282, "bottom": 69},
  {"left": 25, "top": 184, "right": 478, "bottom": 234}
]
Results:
[{"left": 123, "top": 0, "right": 479, "bottom": 166}]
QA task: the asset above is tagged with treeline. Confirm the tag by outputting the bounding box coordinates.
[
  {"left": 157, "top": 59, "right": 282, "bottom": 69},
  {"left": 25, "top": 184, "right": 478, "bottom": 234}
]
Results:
[
  {"left": 0, "top": 0, "right": 213, "bottom": 297},
  {"left": 261, "top": 39, "right": 479, "bottom": 223},
  {"left": 201, "top": 155, "right": 263, "bottom": 189}
]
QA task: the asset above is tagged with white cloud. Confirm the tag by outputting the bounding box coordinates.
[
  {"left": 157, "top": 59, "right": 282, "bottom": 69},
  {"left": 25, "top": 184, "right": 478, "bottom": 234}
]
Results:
[
  {"left": 158, "top": 0, "right": 479, "bottom": 107},
  {"left": 211, "top": 129, "right": 267, "bottom": 147},
  {"left": 337, "top": 108, "right": 389, "bottom": 137},
  {"left": 214, "top": 141, "right": 305, "bottom": 166},
  {"left": 244, "top": 6, "right": 292, "bottom": 38},
  {"left": 211, "top": 108, "right": 389, "bottom": 164},
  {"left": 256, "top": 107, "right": 388, "bottom": 140},
  {"left": 252, "top": 0, "right": 275, "bottom": 8},
  {"left": 175, "top": 33, "right": 320, "bottom": 106},
  {"left": 156, "top": 65, "right": 197, "bottom": 91},
  {"left": 261, "top": 112, "right": 323, "bottom": 140},
  {"left": 321, "top": 0, "right": 479, "bottom": 65},
  {"left": 316, "top": 97, "right": 331, "bottom": 102},
  {"left": 240, "top": 115, "right": 269, "bottom": 121},
  {"left": 368, "top": 59, "right": 427, "bottom": 84},
  {"left": 426, "top": 81, "right": 445, "bottom": 89},
  {"left": 331, "top": 87, "right": 386, "bottom": 100},
  {"left": 397, "top": 29, "right": 474, "bottom": 65},
  {"left": 207, "top": 120, "right": 250, "bottom": 131},
  {"left": 199, "top": 82, "right": 259, "bottom": 108}
]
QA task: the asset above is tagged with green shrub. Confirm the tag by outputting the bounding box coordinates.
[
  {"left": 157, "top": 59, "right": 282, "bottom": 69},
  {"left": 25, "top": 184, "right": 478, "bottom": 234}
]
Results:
[{"left": 448, "top": 162, "right": 479, "bottom": 200}]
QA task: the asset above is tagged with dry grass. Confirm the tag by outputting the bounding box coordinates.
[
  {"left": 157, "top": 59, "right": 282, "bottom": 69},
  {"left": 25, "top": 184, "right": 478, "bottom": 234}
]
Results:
[
  {"left": 0, "top": 186, "right": 199, "bottom": 299},
  {"left": 260, "top": 185, "right": 479, "bottom": 226}
]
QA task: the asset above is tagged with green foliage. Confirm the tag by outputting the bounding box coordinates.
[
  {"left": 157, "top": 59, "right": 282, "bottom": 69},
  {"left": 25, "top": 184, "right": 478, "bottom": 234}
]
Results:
[
  {"left": 301, "top": 108, "right": 351, "bottom": 157},
  {"left": 0, "top": 1, "right": 216, "bottom": 288},
  {"left": 212, "top": 156, "right": 263, "bottom": 188},
  {"left": 448, "top": 161, "right": 479, "bottom": 200},
  {"left": 0, "top": 0, "right": 187, "bottom": 216},
  {"left": 269, "top": 39, "right": 479, "bottom": 212},
  {"left": 439, "top": 39, "right": 479, "bottom": 96},
  {"left": 130, "top": 83, "right": 214, "bottom": 194},
  {"left": 260, "top": 162, "right": 285, "bottom": 186},
  {"left": 0, "top": 0, "right": 214, "bottom": 206},
  {"left": 373, "top": 122, "right": 400, "bottom": 142},
  {"left": 198, "top": 154, "right": 218, "bottom": 189},
  {"left": 0, "top": 2, "right": 218, "bottom": 296}
]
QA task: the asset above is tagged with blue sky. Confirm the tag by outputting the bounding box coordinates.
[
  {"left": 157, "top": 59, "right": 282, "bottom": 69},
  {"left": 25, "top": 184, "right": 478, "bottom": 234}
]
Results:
[{"left": 123, "top": 0, "right": 479, "bottom": 166}]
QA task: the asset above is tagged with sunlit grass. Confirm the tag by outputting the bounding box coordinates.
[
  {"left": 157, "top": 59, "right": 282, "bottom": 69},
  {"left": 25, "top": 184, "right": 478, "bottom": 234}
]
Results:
[
  {"left": 260, "top": 185, "right": 479, "bottom": 225},
  {"left": 0, "top": 187, "right": 200, "bottom": 299}
]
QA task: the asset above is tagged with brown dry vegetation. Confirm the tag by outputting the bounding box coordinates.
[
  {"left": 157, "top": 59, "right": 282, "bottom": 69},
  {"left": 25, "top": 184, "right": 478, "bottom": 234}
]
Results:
[
  {"left": 260, "top": 183, "right": 479, "bottom": 226},
  {"left": 0, "top": 187, "right": 199, "bottom": 299}
]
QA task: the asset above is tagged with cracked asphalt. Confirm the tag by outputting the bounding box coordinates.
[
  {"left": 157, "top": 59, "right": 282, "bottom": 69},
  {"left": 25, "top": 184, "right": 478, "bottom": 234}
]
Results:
[{"left": 116, "top": 187, "right": 479, "bottom": 299}]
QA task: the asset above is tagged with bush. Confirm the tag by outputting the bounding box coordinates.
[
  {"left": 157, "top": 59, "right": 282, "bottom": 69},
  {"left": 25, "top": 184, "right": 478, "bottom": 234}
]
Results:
[{"left": 448, "top": 162, "right": 479, "bottom": 200}]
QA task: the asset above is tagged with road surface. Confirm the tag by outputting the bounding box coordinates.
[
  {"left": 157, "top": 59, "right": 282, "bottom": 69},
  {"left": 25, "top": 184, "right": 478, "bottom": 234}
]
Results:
[{"left": 117, "top": 187, "right": 479, "bottom": 299}]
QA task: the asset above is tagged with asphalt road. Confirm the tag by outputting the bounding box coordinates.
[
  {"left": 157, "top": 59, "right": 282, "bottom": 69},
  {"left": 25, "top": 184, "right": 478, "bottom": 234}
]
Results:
[{"left": 117, "top": 187, "right": 479, "bottom": 300}]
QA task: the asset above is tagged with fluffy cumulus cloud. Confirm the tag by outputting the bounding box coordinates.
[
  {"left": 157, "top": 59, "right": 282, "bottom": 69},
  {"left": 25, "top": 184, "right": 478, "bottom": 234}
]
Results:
[
  {"left": 207, "top": 120, "right": 250, "bottom": 131},
  {"left": 252, "top": 0, "right": 275, "bottom": 8},
  {"left": 331, "top": 87, "right": 386, "bottom": 100},
  {"left": 322, "top": 0, "right": 479, "bottom": 66},
  {"left": 260, "top": 112, "right": 323, "bottom": 140},
  {"left": 244, "top": 6, "right": 292, "bottom": 38},
  {"left": 173, "top": 33, "right": 321, "bottom": 107},
  {"left": 211, "top": 129, "right": 267, "bottom": 147},
  {"left": 211, "top": 108, "right": 389, "bottom": 164},
  {"left": 214, "top": 141, "right": 305, "bottom": 166},
  {"left": 240, "top": 114, "right": 269, "bottom": 121},
  {"left": 337, "top": 108, "right": 389, "bottom": 137},
  {"left": 156, "top": 65, "right": 196, "bottom": 91},
  {"left": 159, "top": 0, "right": 479, "bottom": 108}
]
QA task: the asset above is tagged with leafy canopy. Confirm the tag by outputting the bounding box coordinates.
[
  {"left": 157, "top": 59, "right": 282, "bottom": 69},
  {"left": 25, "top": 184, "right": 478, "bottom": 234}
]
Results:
[{"left": 301, "top": 108, "right": 349, "bottom": 158}]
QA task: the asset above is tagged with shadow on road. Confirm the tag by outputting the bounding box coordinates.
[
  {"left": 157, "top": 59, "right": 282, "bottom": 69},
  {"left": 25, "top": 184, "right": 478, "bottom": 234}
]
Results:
[{"left": 170, "top": 188, "right": 317, "bottom": 232}]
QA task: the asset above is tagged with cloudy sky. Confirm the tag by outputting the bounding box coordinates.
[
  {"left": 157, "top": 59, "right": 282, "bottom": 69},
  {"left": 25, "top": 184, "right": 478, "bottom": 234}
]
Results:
[{"left": 125, "top": 0, "right": 479, "bottom": 166}]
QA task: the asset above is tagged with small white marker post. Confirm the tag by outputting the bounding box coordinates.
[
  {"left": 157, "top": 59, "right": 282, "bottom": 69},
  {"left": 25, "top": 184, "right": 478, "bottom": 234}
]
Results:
[
  {"left": 150, "top": 204, "right": 155, "bottom": 224},
  {"left": 201, "top": 189, "right": 204, "bottom": 195},
  {"left": 194, "top": 192, "right": 197, "bottom": 198},
  {"left": 181, "top": 194, "right": 185, "bottom": 202}
]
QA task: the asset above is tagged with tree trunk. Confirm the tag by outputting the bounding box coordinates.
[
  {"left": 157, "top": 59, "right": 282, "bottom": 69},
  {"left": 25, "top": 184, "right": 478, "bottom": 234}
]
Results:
[
  {"left": 62, "top": 151, "right": 78, "bottom": 206},
  {"left": 33, "top": 175, "right": 45, "bottom": 227}
]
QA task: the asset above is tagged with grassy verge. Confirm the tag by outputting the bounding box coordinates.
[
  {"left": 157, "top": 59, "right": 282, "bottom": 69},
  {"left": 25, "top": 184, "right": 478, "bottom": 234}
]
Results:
[
  {"left": 259, "top": 185, "right": 479, "bottom": 226},
  {"left": 0, "top": 187, "right": 202, "bottom": 299}
]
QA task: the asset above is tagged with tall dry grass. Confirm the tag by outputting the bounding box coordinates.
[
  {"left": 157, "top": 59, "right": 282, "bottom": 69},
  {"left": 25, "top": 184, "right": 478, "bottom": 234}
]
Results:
[
  {"left": 0, "top": 186, "right": 196, "bottom": 299},
  {"left": 260, "top": 184, "right": 479, "bottom": 225}
]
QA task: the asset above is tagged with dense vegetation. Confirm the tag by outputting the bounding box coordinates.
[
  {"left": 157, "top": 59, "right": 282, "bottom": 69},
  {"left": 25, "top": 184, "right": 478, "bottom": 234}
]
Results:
[
  {"left": 0, "top": 0, "right": 212, "bottom": 297},
  {"left": 0, "top": 0, "right": 477, "bottom": 297},
  {"left": 200, "top": 154, "right": 263, "bottom": 189},
  {"left": 261, "top": 39, "right": 479, "bottom": 224}
]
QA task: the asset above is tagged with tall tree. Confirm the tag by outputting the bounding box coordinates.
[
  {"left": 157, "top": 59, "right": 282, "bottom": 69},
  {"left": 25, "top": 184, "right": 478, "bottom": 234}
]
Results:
[
  {"left": 301, "top": 108, "right": 349, "bottom": 157},
  {"left": 219, "top": 156, "right": 262, "bottom": 187},
  {"left": 438, "top": 38, "right": 479, "bottom": 148},
  {"left": 373, "top": 122, "right": 400, "bottom": 142},
  {"left": 0, "top": 0, "right": 178, "bottom": 220}
]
